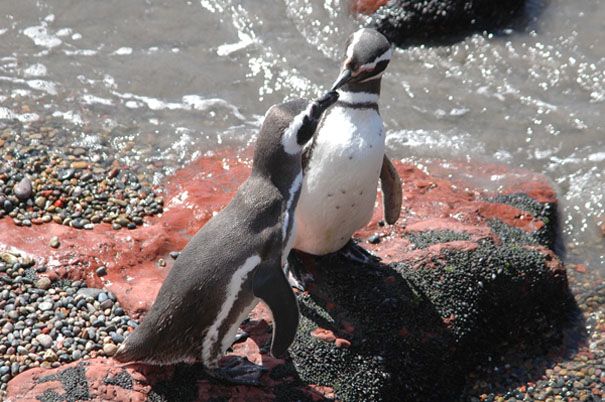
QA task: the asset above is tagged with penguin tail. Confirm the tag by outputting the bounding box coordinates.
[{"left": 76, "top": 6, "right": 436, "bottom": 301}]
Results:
[
  {"left": 112, "top": 341, "right": 134, "bottom": 363},
  {"left": 112, "top": 334, "right": 148, "bottom": 363}
]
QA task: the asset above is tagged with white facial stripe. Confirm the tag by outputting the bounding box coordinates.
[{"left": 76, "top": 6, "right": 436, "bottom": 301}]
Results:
[
  {"left": 202, "top": 254, "right": 261, "bottom": 366},
  {"left": 282, "top": 171, "right": 303, "bottom": 241},
  {"left": 358, "top": 47, "right": 392, "bottom": 73},
  {"left": 281, "top": 102, "right": 315, "bottom": 155},
  {"left": 346, "top": 29, "right": 365, "bottom": 60},
  {"left": 337, "top": 91, "right": 379, "bottom": 104}
]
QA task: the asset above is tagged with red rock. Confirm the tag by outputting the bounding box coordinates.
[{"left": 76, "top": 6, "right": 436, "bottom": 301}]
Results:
[
  {"left": 4, "top": 151, "right": 565, "bottom": 401},
  {"left": 308, "top": 384, "right": 336, "bottom": 399},
  {"left": 350, "top": 0, "right": 388, "bottom": 15},
  {"left": 311, "top": 327, "right": 337, "bottom": 343},
  {"left": 335, "top": 338, "right": 351, "bottom": 348}
]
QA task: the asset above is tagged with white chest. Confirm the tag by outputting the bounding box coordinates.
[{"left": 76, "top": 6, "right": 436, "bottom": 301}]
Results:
[{"left": 293, "top": 105, "right": 385, "bottom": 255}]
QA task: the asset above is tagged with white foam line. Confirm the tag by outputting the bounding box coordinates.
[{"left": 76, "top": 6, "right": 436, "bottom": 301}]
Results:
[{"left": 112, "top": 91, "right": 246, "bottom": 120}]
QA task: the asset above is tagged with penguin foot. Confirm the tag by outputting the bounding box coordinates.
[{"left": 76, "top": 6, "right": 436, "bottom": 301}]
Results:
[
  {"left": 338, "top": 240, "right": 381, "bottom": 266},
  {"left": 284, "top": 261, "right": 311, "bottom": 291},
  {"left": 206, "top": 356, "right": 266, "bottom": 386}
]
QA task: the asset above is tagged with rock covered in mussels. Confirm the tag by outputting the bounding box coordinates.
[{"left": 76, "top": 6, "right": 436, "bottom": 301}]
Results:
[{"left": 359, "top": 0, "right": 528, "bottom": 46}]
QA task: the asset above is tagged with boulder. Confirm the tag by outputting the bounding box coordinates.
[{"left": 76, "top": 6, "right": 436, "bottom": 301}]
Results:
[
  {"left": 5, "top": 153, "right": 572, "bottom": 401},
  {"left": 354, "top": 0, "right": 528, "bottom": 46}
]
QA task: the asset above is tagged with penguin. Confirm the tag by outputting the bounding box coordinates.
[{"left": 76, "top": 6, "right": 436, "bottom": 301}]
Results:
[
  {"left": 113, "top": 91, "right": 339, "bottom": 384},
  {"left": 292, "top": 28, "right": 403, "bottom": 265}
]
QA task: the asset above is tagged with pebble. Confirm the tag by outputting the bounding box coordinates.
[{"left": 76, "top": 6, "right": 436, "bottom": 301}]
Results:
[
  {"left": 103, "top": 343, "right": 118, "bottom": 356},
  {"left": 36, "top": 334, "right": 53, "bottom": 348},
  {"left": 368, "top": 233, "right": 381, "bottom": 244},
  {"left": 77, "top": 287, "right": 103, "bottom": 299},
  {"left": 35, "top": 276, "right": 52, "bottom": 290},
  {"left": 13, "top": 177, "right": 32, "bottom": 201},
  {"left": 49, "top": 236, "right": 60, "bottom": 249},
  {"left": 38, "top": 301, "right": 53, "bottom": 311},
  {"left": 95, "top": 266, "right": 107, "bottom": 277}
]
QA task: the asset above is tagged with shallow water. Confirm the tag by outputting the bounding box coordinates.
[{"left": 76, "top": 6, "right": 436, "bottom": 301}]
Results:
[{"left": 0, "top": 0, "right": 603, "bottom": 270}]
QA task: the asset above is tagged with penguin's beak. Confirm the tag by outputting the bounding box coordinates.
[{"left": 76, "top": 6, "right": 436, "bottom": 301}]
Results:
[{"left": 330, "top": 68, "right": 352, "bottom": 91}]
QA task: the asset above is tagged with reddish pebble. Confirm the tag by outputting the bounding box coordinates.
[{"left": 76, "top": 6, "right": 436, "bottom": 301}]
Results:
[
  {"left": 310, "top": 328, "right": 336, "bottom": 343},
  {"left": 574, "top": 264, "right": 588, "bottom": 273}
]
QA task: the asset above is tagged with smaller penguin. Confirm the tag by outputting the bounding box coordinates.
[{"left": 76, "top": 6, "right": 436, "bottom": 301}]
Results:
[
  {"left": 113, "top": 91, "right": 339, "bottom": 384},
  {"left": 293, "top": 28, "right": 402, "bottom": 266}
]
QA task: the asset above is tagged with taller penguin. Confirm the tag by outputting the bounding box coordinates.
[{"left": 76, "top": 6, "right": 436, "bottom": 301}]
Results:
[
  {"left": 293, "top": 28, "right": 402, "bottom": 264},
  {"left": 114, "top": 92, "right": 339, "bottom": 383}
]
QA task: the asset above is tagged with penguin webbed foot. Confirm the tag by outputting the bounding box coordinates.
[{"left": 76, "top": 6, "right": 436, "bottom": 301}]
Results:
[
  {"left": 337, "top": 239, "right": 381, "bottom": 266},
  {"left": 206, "top": 356, "right": 267, "bottom": 386}
]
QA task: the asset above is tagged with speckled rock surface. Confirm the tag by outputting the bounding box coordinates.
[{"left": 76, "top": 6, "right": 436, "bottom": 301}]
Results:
[
  {"left": 355, "top": 0, "right": 528, "bottom": 46},
  {"left": 5, "top": 152, "right": 572, "bottom": 401}
]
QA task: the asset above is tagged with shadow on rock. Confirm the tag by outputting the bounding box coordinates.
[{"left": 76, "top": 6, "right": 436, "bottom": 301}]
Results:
[
  {"left": 286, "top": 232, "right": 575, "bottom": 401},
  {"left": 289, "top": 253, "right": 456, "bottom": 401}
]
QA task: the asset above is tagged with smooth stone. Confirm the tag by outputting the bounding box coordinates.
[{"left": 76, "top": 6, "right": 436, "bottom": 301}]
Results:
[
  {"left": 103, "top": 343, "right": 118, "bottom": 356},
  {"left": 37, "top": 301, "right": 53, "bottom": 311},
  {"left": 110, "top": 333, "right": 124, "bottom": 343},
  {"left": 35, "top": 277, "right": 52, "bottom": 290},
  {"left": 49, "top": 236, "right": 60, "bottom": 249},
  {"left": 36, "top": 334, "right": 53, "bottom": 348},
  {"left": 76, "top": 288, "right": 103, "bottom": 299},
  {"left": 99, "top": 299, "right": 113, "bottom": 310},
  {"left": 13, "top": 177, "right": 33, "bottom": 201}
]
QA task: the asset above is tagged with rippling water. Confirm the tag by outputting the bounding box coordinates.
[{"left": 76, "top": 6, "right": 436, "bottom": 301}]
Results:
[{"left": 0, "top": 0, "right": 603, "bottom": 270}]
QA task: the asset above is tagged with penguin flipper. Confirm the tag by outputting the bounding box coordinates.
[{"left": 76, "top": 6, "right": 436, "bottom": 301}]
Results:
[
  {"left": 380, "top": 155, "right": 403, "bottom": 225},
  {"left": 252, "top": 260, "right": 299, "bottom": 358}
]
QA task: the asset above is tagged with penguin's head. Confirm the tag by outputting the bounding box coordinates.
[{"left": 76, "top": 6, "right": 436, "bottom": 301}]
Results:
[
  {"left": 252, "top": 92, "right": 338, "bottom": 187},
  {"left": 331, "top": 28, "right": 392, "bottom": 91}
]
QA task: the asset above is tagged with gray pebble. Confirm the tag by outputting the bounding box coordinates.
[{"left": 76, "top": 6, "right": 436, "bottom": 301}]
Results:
[
  {"left": 37, "top": 301, "right": 53, "bottom": 311},
  {"left": 13, "top": 177, "right": 32, "bottom": 201},
  {"left": 35, "top": 334, "right": 53, "bottom": 349},
  {"left": 77, "top": 288, "right": 103, "bottom": 299}
]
